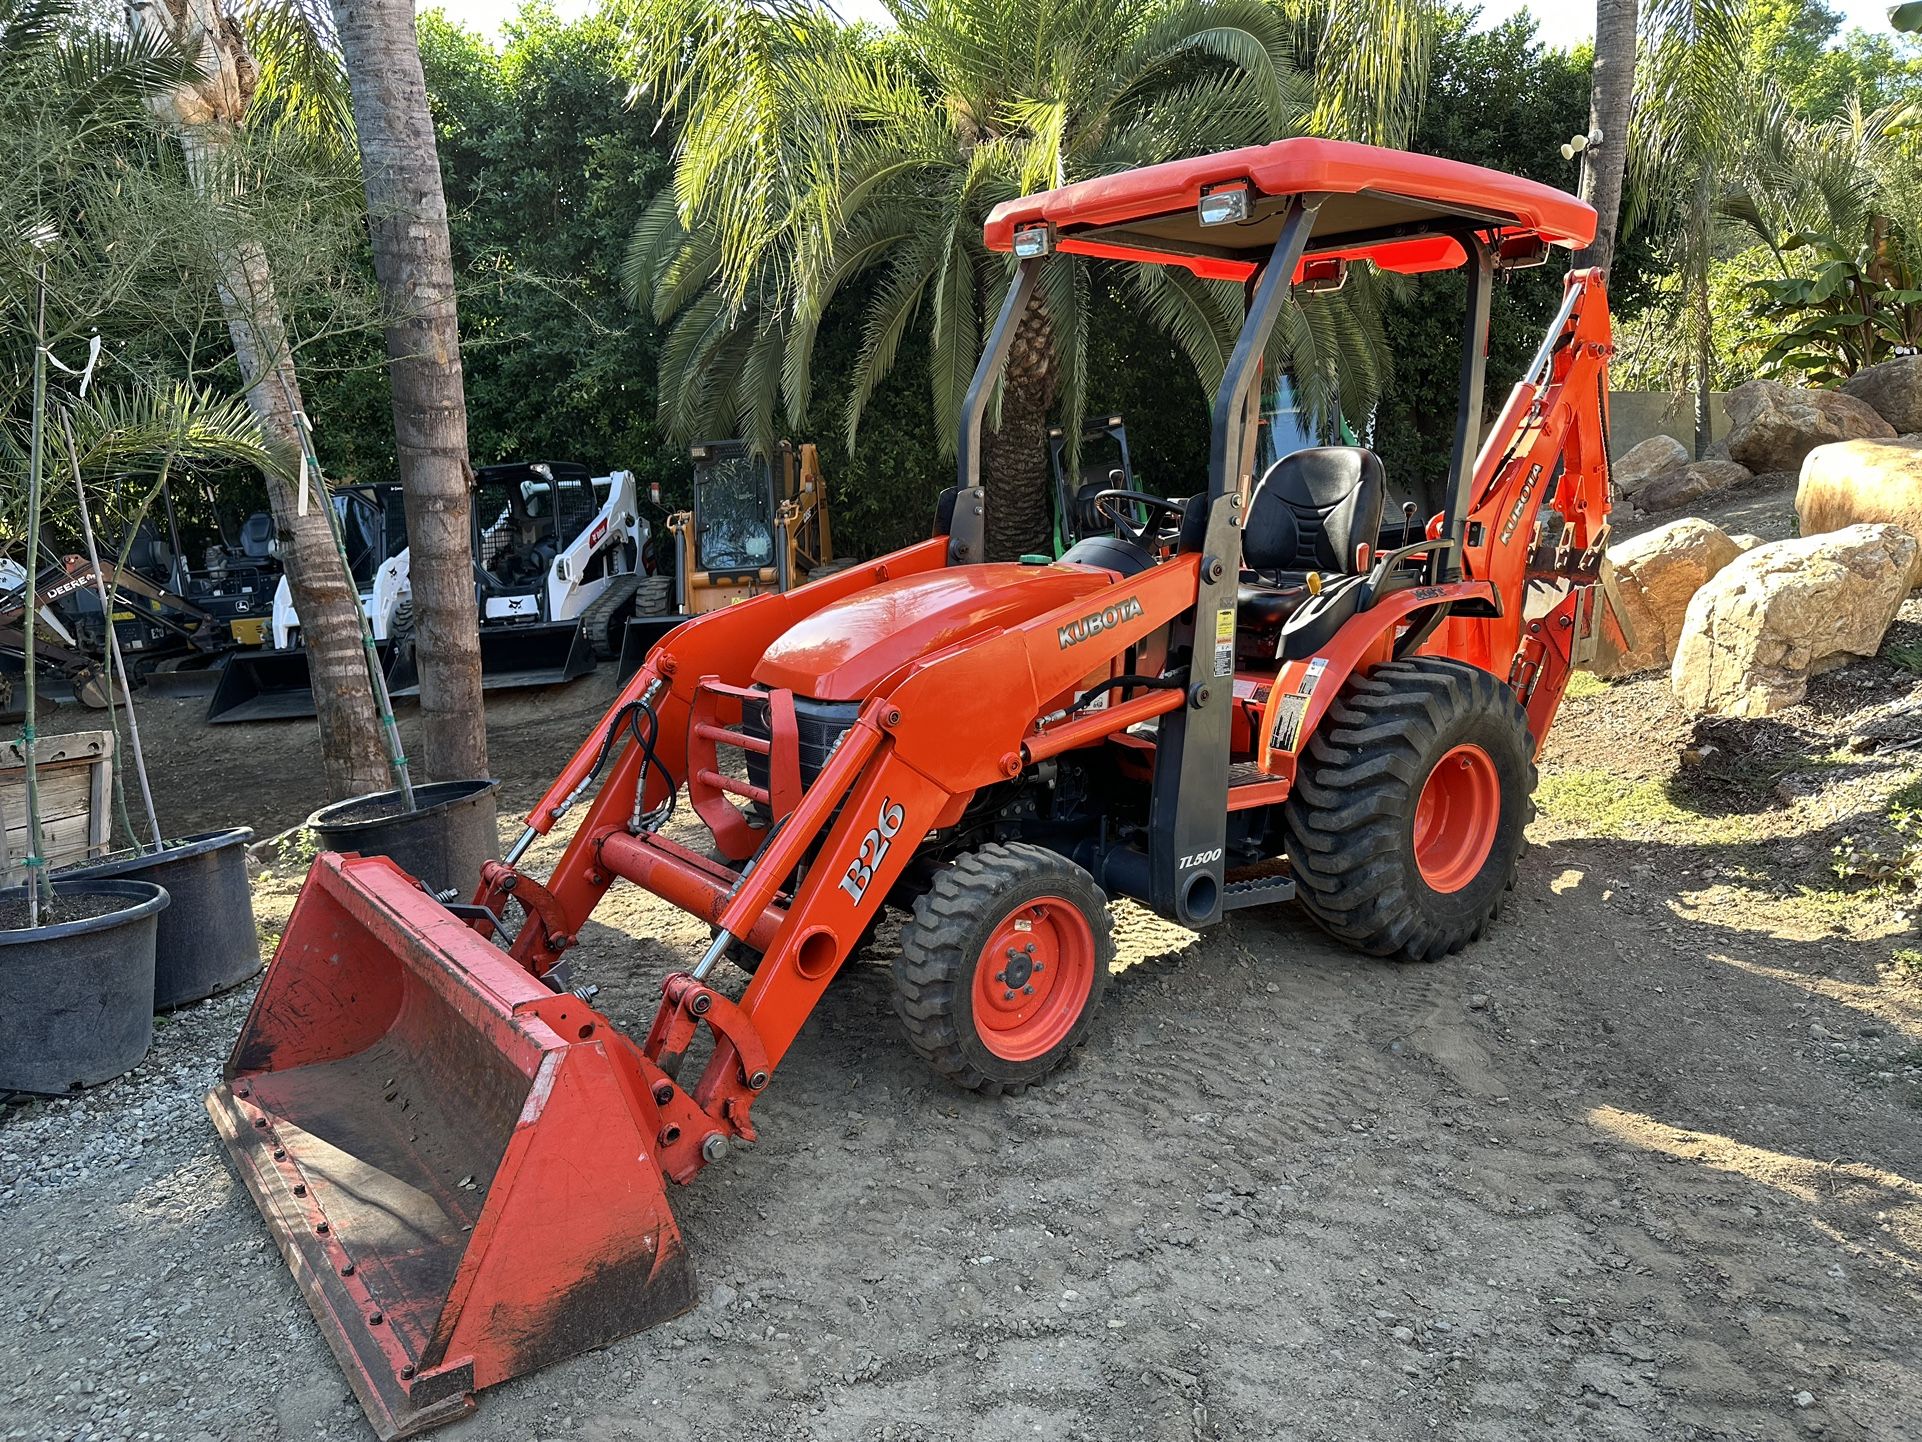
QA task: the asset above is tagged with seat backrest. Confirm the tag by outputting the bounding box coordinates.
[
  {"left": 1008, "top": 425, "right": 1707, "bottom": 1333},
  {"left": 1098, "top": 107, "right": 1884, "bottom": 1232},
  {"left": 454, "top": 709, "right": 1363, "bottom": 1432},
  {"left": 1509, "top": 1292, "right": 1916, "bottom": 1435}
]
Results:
[
  {"left": 1243, "top": 446, "right": 1387, "bottom": 573},
  {"left": 123, "top": 523, "right": 168, "bottom": 575},
  {"left": 239, "top": 513, "right": 275, "bottom": 560}
]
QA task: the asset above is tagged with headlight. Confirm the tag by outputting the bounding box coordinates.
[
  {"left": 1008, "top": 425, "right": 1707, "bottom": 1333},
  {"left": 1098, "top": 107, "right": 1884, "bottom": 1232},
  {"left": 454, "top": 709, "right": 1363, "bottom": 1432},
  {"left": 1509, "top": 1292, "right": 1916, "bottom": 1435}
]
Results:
[
  {"left": 1198, "top": 182, "right": 1253, "bottom": 226},
  {"left": 1011, "top": 224, "right": 1054, "bottom": 258}
]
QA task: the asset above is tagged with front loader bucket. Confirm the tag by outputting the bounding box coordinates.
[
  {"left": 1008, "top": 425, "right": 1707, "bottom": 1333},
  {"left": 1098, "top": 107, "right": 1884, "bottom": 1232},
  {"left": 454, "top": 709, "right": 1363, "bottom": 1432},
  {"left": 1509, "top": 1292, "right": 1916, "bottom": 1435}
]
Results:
[
  {"left": 388, "top": 622, "right": 595, "bottom": 698},
  {"left": 207, "top": 853, "right": 696, "bottom": 1439},
  {"left": 205, "top": 648, "right": 317, "bottom": 723}
]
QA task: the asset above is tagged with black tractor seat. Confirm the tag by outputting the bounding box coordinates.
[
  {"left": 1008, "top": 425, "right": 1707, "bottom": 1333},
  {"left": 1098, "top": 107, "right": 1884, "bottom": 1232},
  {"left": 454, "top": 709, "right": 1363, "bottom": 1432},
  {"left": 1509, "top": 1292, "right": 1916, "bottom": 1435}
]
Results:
[{"left": 1234, "top": 446, "right": 1387, "bottom": 654}]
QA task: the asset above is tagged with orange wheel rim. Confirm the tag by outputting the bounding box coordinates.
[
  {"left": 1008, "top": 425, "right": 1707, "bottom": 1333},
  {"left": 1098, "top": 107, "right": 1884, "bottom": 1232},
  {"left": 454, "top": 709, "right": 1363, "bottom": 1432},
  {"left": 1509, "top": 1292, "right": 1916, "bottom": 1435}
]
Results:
[
  {"left": 1412, "top": 744, "right": 1501, "bottom": 894},
  {"left": 971, "top": 896, "right": 1096, "bottom": 1062}
]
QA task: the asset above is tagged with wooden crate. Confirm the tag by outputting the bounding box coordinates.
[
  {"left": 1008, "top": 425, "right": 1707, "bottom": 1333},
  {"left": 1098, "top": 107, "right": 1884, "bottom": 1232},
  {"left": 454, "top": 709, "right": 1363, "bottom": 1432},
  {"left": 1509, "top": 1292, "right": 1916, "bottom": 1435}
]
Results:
[{"left": 0, "top": 730, "right": 115, "bottom": 886}]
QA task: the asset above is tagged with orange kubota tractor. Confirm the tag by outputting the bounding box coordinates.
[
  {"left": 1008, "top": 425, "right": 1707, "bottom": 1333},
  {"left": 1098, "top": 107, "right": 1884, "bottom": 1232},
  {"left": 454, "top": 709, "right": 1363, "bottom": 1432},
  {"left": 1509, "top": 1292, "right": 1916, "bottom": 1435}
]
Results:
[{"left": 208, "top": 139, "right": 1626, "bottom": 1438}]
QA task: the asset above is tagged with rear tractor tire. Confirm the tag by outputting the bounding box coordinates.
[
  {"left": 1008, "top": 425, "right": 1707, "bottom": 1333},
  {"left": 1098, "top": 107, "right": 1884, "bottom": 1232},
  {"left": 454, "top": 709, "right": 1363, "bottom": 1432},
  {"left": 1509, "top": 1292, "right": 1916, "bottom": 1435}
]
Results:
[
  {"left": 893, "top": 842, "right": 1112, "bottom": 1095},
  {"left": 1281, "top": 658, "right": 1535, "bottom": 963}
]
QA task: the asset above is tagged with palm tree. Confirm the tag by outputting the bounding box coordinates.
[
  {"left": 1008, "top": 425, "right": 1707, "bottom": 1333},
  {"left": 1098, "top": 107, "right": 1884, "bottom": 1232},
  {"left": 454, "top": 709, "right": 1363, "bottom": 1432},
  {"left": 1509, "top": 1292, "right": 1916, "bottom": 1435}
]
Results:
[
  {"left": 1576, "top": 0, "right": 1637, "bottom": 276},
  {"left": 619, "top": 0, "right": 1436, "bottom": 560},
  {"left": 328, "top": 0, "right": 488, "bottom": 781},
  {"left": 1626, "top": 0, "right": 1753, "bottom": 456},
  {"left": 127, "top": 0, "right": 389, "bottom": 797}
]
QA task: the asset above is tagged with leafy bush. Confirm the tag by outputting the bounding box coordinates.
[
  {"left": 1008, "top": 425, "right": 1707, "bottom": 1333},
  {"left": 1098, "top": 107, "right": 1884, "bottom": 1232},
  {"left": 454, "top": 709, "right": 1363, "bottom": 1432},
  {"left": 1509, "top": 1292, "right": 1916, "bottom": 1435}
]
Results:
[{"left": 1745, "top": 230, "right": 1922, "bottom": 384}]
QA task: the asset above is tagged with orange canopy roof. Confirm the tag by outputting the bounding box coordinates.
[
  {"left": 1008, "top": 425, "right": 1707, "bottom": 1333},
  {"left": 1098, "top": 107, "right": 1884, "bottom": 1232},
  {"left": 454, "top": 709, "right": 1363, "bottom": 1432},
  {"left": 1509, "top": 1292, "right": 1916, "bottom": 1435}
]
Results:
[{"left": 982, "top": 138, "right": 1597, "bottom": 281}]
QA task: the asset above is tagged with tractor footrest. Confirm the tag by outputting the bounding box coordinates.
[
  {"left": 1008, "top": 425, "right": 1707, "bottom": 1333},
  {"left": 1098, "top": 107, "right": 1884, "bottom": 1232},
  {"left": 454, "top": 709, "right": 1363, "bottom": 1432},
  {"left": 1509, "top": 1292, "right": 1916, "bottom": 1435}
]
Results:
[{"left": 1220, "top": 873, "right": 1296, "bottom": 911}]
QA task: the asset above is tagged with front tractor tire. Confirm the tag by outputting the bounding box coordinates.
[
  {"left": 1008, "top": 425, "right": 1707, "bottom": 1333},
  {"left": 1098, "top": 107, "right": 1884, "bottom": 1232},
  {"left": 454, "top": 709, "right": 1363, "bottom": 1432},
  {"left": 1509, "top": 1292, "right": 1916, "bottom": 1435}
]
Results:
[
  {"left": 1282, "top": 658, "right": 1536, "bottom": 963},
  {"left": 893, "top": 843, "right": 1113, "bottom": 1096}
]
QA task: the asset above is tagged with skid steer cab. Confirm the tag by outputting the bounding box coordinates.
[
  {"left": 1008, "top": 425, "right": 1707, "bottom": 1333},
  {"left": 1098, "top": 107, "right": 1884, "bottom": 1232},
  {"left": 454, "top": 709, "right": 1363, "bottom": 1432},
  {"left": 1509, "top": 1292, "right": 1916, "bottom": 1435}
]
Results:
[
  {"left": 210, "top": 137, "right": 1628, "bottom": 1438},
  {"left": 385, "top": 460, "right": 650, "bottom": 695}
]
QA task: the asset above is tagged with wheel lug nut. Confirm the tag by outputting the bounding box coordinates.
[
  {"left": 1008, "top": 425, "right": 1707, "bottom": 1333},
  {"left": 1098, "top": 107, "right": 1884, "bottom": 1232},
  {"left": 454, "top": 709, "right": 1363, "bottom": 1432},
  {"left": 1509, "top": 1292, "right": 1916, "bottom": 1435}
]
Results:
[
  {"left": 1003, "top": 990, "right": 1016, "bottom": 1001},
  {"left": 1033, "top": 963, "right": 1044, "bottom": 973},
  {"left": 1024, "top": 942, "right": 1036, "bottom": 954},
  {"left": 1023, "top": 984, "right": 1035, "bottom": 995},
  {"left": 994, "top": 971, "right": 1006, "bottom": 983}
]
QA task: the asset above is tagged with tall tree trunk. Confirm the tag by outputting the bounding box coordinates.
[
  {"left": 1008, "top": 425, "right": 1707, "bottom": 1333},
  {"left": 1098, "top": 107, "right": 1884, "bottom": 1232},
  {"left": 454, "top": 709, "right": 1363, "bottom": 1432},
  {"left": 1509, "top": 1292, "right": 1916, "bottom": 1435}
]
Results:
[
  {"left": 131, "top": 0, "right": 385, "bottom": 799},
  {"left": 1690, "top": 185, "right": 1713, "bottom": 459},
  {"left": 979, "top": 298, "right": 1058, "bottom": 562},
  {"left": 1574, "top": 0, "right": 1638, "bottom": 277},
  {"left": 330, "top": 0, "right": 487, "bottom": 782}
]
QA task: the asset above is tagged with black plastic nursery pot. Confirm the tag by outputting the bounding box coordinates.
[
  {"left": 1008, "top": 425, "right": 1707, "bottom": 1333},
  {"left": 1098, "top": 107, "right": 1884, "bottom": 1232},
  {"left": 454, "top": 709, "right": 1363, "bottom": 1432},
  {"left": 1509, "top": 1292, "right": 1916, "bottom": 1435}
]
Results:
[
  {"left": 0, "top": 878, "right": 168, "bottom": 1093},
  {"left": 306, "top": 778, "right": 501, "bottom": 898},
  {"left": 64, "top": 828, "right": 259, "bottom": 1008}
]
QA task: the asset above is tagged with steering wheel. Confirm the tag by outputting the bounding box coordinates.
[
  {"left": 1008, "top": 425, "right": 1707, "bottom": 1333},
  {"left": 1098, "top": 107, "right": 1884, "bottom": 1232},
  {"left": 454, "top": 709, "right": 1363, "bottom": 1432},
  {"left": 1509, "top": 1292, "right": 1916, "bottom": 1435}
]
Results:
[{"left": 1092, "top": 488, "right": 1185, "bottom": 549}]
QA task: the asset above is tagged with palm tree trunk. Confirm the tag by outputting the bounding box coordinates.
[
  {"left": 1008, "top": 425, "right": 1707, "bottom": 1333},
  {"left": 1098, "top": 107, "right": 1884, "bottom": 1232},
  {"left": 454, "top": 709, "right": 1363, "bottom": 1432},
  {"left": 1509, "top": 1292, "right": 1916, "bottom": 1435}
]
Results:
[
  {"left": 132, "top": 0, "right": 385, "bottom": 800},
  {"left": 200, "top": 200, "right": 388, "bottom": 797},
  {"left": 1692, "top": 242, "right": 1713, "bottom": 457},
  {"left": 979, "top": 297, "right": 1058, "bottom": 562},
  {"left": 1574, "top": 0, "right": 1638, "bottom": 277},
  {"left": 330, "top": 0, "right": 488, "bottom": 781}
]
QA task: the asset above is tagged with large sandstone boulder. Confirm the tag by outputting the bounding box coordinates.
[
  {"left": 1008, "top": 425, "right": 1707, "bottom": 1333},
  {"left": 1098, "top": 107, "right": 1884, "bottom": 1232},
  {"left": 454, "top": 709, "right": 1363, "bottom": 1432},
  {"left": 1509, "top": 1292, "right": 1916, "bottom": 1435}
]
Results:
[
  {"left": 1797, "top": 436, "right": 1922, "bottom": 586},
  {"left": 1670, "top": 524, "right": 1919, "bottom": 717},
  {"left": 1613, "top": 435, "right": 1690, "bottom": 498},
  {"left": 1839, "top": 355, "right": 1922, "bottom": 434},
  {"left": 1596, "top": 518, "right": 1746, "bottom": 677},
  {"left": 1723, "top": 379, "right": 1895, "bottom": 475},
  {"left": 1637, "top": 459, "right": 1753, "bottom": 514}
]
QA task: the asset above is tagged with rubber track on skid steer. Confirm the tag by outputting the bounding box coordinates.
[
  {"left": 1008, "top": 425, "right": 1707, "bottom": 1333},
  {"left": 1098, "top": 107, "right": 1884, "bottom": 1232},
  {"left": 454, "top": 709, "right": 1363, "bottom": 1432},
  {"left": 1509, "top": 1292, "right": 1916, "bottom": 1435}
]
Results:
[
  {"left": 1279, "top": 658, "right": 1536, "bottom": 964},
  {"left": 579, "top": 573, "right": 643, "bottom": 660}
]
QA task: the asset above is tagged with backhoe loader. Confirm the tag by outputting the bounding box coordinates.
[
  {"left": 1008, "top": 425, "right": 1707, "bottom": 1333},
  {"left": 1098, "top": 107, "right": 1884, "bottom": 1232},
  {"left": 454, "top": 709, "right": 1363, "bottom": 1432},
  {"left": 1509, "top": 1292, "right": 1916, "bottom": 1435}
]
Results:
[
  {"left": 210, "top": 138, "right": 1626, "bottom": 1438},
  {"left": 617, "top": 438, "right": 836, "bottom": 675}
]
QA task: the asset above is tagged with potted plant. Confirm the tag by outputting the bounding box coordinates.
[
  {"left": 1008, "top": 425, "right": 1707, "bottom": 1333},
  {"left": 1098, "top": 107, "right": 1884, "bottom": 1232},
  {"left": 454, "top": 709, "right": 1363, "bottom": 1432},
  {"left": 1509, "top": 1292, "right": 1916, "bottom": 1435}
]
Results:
[
  {"left": 50, "top": 414, "right": 264, "bottom": 1007},
  {"left": 1, "top": 276, "right": 169, "bottom": 1091},
  {"left": 307, "top": 777, "right": 500, "bottom": 897}
]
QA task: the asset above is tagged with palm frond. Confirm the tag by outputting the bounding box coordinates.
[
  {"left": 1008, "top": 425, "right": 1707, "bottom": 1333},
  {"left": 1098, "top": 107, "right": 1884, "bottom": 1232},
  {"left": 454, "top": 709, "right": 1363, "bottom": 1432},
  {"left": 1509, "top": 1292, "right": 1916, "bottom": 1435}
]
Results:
[{"left": 240, "top": 0, "right": 355, "bottom": 149}]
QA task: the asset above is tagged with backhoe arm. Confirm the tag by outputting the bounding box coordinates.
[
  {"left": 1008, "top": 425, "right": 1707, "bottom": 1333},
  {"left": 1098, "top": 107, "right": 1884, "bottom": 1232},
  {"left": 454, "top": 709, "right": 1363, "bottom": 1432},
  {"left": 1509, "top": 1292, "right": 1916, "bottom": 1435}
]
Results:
[{"left": 1423, "top": 266, "right": 1626, "bottom": 741}]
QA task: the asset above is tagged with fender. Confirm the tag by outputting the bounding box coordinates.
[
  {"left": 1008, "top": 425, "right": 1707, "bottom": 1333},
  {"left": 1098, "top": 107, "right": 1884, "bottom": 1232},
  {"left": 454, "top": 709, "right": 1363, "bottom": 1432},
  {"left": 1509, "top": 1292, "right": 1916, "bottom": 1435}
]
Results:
[{"left": 1257, "top": 579, "right": 1498, "bottom": 783}]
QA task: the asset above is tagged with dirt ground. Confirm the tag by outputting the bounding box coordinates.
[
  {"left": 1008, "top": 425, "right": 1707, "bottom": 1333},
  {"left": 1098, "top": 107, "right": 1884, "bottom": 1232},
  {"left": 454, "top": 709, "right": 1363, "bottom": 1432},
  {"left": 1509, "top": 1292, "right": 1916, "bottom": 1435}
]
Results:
[{"left": 4, "top": 476, "right": 1921, "bottom": 1442}]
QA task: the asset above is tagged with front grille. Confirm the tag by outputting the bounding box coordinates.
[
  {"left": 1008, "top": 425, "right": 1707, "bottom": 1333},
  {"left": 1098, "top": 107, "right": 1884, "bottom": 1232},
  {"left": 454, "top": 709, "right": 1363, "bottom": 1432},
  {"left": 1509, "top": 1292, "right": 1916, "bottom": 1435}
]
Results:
[{"left": 741, "top": 689, "right": 860, "bottom": 799}]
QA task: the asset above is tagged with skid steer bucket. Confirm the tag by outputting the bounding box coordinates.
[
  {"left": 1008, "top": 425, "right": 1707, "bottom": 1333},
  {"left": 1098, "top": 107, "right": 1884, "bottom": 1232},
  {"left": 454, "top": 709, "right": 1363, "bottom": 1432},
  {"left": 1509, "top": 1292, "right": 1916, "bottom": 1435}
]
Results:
[
  {"left": 615, "top": 612, "right": 683, "bottom": 682},
  {"left": 207, "top": 852, "right": 696, "bottom": 1440},
  {"left": 387, "top": 621, "right": 595, "bottom": 697},
  {"left": 205, "top": 647, "right": 318, "bottom": 723}
]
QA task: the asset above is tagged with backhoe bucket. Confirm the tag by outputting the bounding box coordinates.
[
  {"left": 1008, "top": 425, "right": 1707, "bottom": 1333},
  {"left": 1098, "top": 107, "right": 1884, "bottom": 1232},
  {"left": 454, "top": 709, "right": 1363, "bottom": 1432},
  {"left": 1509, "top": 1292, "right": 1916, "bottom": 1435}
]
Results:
[
  {"left": 388, "top": 622, "right": 595, "bottom": 697},
  {"left": 205, "top": 648, "right": 317, "bottom": 723},
  {"left": 207, "top": 852, "right": 696, "bottom": 1439}
]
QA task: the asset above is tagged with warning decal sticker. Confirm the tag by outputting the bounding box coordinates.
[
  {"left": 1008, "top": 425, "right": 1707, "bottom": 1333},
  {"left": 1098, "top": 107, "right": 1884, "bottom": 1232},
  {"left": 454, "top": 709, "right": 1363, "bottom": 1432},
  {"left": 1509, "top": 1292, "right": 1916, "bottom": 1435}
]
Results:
[
  {"left": 1267, "top": 657, "right": 1330, "bottom": 752},
  {"left": 1213, "top": 607, "right": 1235, "bottom": 678}
]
